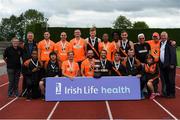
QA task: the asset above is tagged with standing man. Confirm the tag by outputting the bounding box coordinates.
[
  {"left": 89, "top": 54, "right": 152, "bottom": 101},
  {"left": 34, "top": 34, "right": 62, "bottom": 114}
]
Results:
[
  {"left": 85, "top": 27, "right": 101, "bottom": 59},
  {"left": 21, "top": 32, "right": 37, "bottom": 96},
  {"left": 70, "top": 29, "right": 86, "bottom": 67},
  {"left": 3, "top": 37, "right": 23, "bottom": 97},
  {"left": 134, "top": 33, "right": 151, "bottom": 63},
  {"left": 81, "top": 50, "right": 96, "bottom": 77},
  {"left": 147, "top": 32, "right": 161, "bottom": 63},
  {"left": 38, "top": 31, "right": 55, "bottom": 66},
  {"left": 55, "top": 32, "right": 71, "bottom": 62},
  {"left": 119, "top": 31, "right": 134, "bottom": 58},
  {"left": 99, "top": 33, "right": 113, "bottom": 61},
  {"left": 111, "top": 31, "right": 121, "bottom": 61},
  {"left": 159, "top": 32, "right": 177, "bottom": 98}
]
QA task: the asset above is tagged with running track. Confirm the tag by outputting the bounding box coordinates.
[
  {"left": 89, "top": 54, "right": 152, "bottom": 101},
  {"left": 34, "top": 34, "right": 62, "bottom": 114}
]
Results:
[{"left": 0, "top": 64, "right": 180, "bottom": 119}]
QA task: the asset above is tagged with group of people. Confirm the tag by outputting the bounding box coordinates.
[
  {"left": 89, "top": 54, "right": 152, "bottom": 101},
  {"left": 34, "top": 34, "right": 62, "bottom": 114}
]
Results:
[{"left": 3, "top": 27, "right": 177, "bottom": 100}]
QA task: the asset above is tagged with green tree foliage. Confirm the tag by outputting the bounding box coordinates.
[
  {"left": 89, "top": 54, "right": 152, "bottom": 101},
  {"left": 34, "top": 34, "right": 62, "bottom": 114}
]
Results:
[
  {"left": 132, "top": 21, "right": 149, "bottom": 29},
  {"left": 0, "top": 9, "right": 46, "bottom": 41},
  {"left": 113, "top": 15, "right": 132, "bottom": 29}
]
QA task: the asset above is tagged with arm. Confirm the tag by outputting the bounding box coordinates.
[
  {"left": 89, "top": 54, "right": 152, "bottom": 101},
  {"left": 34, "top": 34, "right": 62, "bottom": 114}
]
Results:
[
  {"left": 169, "top": 45, "right": 177, "bottom": 68},
  {"left": 3, "top": 48, "right": 8, "bottom": 63},
  {"left": 129, "top": 41, "right": 134, "bottom": 50},
  {"left": 80, "top": 63, "right": 85, "bottom": 77}
]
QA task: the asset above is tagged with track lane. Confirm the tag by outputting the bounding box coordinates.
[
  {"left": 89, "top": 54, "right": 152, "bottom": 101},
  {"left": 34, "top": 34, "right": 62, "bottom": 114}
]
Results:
[{"left": 51, "top": 101, "right": 109, "bottom": 119}]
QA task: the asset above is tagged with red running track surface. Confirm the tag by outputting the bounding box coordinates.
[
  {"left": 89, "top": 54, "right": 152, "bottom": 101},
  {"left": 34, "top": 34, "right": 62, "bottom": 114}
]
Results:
[{"left": 0, "top": 68, "right": 180, "bottom": 119}]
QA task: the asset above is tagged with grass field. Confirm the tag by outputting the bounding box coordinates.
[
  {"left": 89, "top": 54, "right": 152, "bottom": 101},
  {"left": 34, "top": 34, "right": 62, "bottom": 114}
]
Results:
[{"left": 177, "top": 47, "right": 180, "bottom": 66}]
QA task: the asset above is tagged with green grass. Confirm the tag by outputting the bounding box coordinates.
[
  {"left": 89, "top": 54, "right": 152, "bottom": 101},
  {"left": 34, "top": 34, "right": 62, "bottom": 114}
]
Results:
[{"left": 177, "top": 47, "right": 180, "bottom": 66}]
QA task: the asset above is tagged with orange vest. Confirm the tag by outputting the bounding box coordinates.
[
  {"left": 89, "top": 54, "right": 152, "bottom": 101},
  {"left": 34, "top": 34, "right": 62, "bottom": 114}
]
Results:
[
  {"left": 55, "top": 41, "right": 70, "bottom": 62},
  {"left": 81, "top": 58, "right": 95, "bottom": 77},
  {"left": 61, "top": 60, "right": 79, "bottom": 77},
  {"left": 145, "top": 63, "right": 157, "bottom": 74},
  {"left": 147, "top": 40, "right": 160, "bottom": 62},
  {"left": 38, "top": 39, "right": 55, "bottom": 62},
  {"left": 70, "top": 38, "right": 86, "bottom": 62},
  {"left": 99, "top": 42, "right": 113, "bottom": 61}
]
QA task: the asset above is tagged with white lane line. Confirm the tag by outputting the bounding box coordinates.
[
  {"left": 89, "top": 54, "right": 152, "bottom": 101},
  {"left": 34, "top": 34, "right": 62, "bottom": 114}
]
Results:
[
  {"left": 105, "top": 101, "right": 113, "bottom": 120},
  {"left": 176, "top": 86, "right": 180, "bottom": 90},
  {"left": 153, "top": 99, "right": 178, "bottom": 120},
  {"left": 47, "top": 101, "right": 59, "bottom": 120},
  {"left": 0, "top": 60, "right": 5, "bottom": 64},
  {"left": 0, "top": 82, "right": 8, "bottom": 88},
  {"left": 176, "top": 74, "right": 180, "bottom": 77},
  {"left": 0, "top": 97, "right": 18, "bottom": 111}
]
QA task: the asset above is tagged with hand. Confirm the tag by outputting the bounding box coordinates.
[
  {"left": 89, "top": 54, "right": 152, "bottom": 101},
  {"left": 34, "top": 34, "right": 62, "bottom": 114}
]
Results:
[
  {"left": 171, "top": 41, "right": 176, "bottom": 46},
  {"left": 69, "top": 76, "right": 74, "bottom": 80},
  {"left": 170, "top": 65, "right": 175, "bottom": 69},
  {"left": 136, "top": 74, "right": 142, "bottom": 78},
  {"left": 32, "top": 68, "right": 38, "bottom": 72}
]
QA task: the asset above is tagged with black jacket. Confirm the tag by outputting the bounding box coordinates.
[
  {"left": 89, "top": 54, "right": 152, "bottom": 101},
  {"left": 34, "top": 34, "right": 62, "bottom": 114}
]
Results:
[{"left": 160, "top": 41, "right": 177, "bottom": 68}]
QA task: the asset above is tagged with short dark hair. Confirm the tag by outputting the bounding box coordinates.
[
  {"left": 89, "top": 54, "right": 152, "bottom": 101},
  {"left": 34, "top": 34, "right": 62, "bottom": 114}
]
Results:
[
  {"left": 101, "top": 49, "right": 107, "bottom": 54},
  {"left": 114, "top": 51, "right": 120, "bottom": 56},
  {"left": 49, "top": 51, "right": 57, "bottom": 57},
  {"left": 121, "top": 30, "right": 127, "bottom": 34},
  {"left": 112, "top": 31, "right": 120, "bottom": 37}
]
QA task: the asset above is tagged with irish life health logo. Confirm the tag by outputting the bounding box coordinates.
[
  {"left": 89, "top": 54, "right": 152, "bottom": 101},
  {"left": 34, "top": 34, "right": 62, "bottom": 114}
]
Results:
[{"left": 56, "top": 83, "right": 62, "bottom": 95}]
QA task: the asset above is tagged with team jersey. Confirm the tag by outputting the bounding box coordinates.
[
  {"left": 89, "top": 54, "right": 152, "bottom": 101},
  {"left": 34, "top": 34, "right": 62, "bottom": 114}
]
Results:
[
  {"left": 45, "top": 60, "right": 61, "bottom": 77},
  {"left": 111, "top": 40, "right": 120, "bottom": 61},
  {"left": 147, "top": 40, "right": 160, "bottom": 62},
  {"left": 54, "top": 41, "right": 71, "bottom": 62},
  {"left": 119, "top": 40, "right": 132, "bottom": 57},
  {"left": 143, "top": 63, "right": 159, "bottom": 81},
  {"left": 99, "top": 42, "right": 113, "bottom": 61},
  {"left": 122, "top": 57, "right": 142, "bottom": 76},
  {"left": 61, "top": 60, "right": 79, "bottom": 77},
  {"left": 100, "top": 59, "right": 112, "bottom": 76},
  {"left": 85, "top": 37, "right": 100, "bottom": 59},
  {"left": 38, "top": 39, "right": 55, "bottom": 62},
  {"left": 69, "top": 38, "right": 86, "bottom": 62},
  {"left": 134, "top": 43, "right": 151, "bottom": 63},
  {"left": 81, "top": 58, "right": 95, "bottom": 77},
  {"left": 111, "top": 61, "right": 126, "bottom": 76}
]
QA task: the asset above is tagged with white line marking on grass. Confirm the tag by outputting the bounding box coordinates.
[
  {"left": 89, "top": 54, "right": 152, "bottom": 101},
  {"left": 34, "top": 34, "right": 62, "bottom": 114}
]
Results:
[
  {"left": 47, "top": 101, "right": 59, "bottom": 120},
  {"left": 0, "top": 82, "right": 8, "bottom": 88},
  {"left": 153, "top": 99, "right": 178, "bottom": 120},
  {"left": 0, "top": 97, "right": 18, "bottom": 111},
  {"left": 105, "top": 101, "right": 113, "bottom": 120}
]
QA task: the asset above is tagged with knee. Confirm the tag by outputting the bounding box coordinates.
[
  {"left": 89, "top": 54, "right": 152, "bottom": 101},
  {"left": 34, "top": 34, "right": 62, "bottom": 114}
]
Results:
[{"left": 39, "top": 81, "right": 44, "bottom": 87}]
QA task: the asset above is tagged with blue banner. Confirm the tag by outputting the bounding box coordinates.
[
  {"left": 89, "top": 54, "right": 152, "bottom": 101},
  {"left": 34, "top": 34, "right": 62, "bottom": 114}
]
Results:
[{"left": 45, "top": 76, "right": 141, "bottom": 101}]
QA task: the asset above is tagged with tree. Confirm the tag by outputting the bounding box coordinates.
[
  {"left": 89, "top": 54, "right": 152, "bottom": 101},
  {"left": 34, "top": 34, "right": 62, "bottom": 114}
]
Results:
[
  {"left": 132, "top": 21, "right": 149, "bottom": 29},
  {"left": 0, "top": 9, "right": 46, "bottom": 41},
  {"left": 23, "top": 9, "right": 46, "bottom": 27},
  {"left": 113, "top": 15, "right": 132, "bottom": 29}
]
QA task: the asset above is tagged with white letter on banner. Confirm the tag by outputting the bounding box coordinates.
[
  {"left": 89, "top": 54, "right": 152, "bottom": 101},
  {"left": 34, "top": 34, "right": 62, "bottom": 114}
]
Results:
[{"left": 56, "top": 83, "right": 62, "bottom": 95}]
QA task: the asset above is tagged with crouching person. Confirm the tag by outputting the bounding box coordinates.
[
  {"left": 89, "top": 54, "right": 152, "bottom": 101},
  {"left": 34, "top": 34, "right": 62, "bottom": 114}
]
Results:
[
  {"left": 25, "top": 49, "right": 43, "bottom": 100},
  {"left": 143, "top": 54, "right": 160, "bottom": 99},
  {"left": 39, "top": 52, "right": 61, "bottom": 99}
]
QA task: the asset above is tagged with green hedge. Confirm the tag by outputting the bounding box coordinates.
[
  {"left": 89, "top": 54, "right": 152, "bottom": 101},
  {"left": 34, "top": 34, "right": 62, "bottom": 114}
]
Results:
[{"left": 28, "top": 24, "right": 180, "bottom": 46}]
